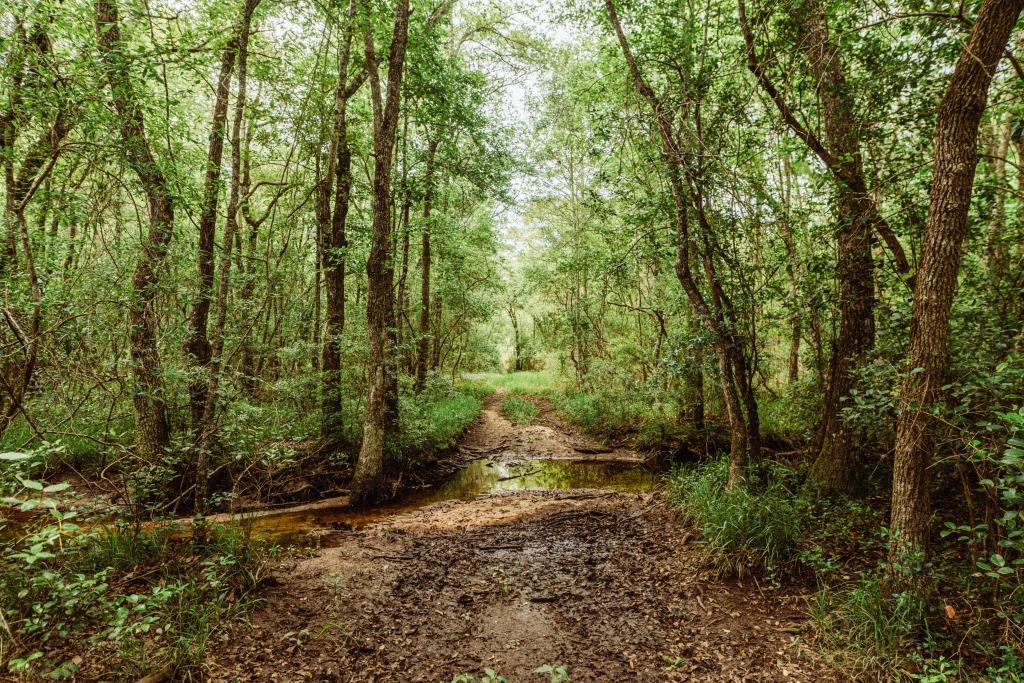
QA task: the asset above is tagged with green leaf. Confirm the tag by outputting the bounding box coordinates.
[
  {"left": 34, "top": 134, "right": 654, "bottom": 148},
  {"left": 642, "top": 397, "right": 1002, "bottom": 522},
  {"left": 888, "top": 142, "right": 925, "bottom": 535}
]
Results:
[
  {"left": 42, "top": 482, "right": 70, "bottom": 494},
  {"left": 0, "top": 452, "right": 33, "bottom": 461}
]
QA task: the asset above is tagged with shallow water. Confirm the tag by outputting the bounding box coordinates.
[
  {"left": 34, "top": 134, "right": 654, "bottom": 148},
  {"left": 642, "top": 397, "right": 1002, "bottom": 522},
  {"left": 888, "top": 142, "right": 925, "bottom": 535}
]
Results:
[{"left": 242, "top": 458, "right": 660, "bottom": 545}]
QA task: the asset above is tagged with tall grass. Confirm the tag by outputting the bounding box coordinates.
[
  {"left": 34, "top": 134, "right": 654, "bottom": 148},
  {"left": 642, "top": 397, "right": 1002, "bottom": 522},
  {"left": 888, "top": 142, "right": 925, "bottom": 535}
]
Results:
[
  {"left": 667, "top": 459, "right": 804, "bottom": 577},
  {"left": 502, "top": 395, "right": 539, "bottom": 424},
  {"left": 460, "top": 371, "right": 565, "bottom": 396}
]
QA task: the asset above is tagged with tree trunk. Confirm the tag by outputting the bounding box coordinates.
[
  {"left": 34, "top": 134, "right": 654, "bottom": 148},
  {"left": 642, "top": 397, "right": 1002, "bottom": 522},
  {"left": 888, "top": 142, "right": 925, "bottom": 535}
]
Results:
[
  {"left": 606, "top": 0, "right": 752, "bottom": 485},
  {"left": 94, "top": 0, "right": 175, "bottom": 462},
  {"left": 185, "top": 27, "right": 238, "bottom": 429},
  {"left": 415, "top": 138, "right": 439, "bottom": 393},
  {"left": 351, "top": 0, "right": 411, "bottom": 506},
  {"left": 800, "top": 0, "right": 876, "bottom": 493},
  {"left": 194, "top": 0, "right": 258, "bottom": 512},
  {"left": 890, "top": 0, "right": 1024, "bottom": 558},
  {"left": 321, "top": 0, "right": 359, "bottom": 448},
  {"left": 780, "top": 157, "right": 801, "bottom": 385},
  {"left": 986, "top": 118, "right": 1011, "bottom": 290},
  {"left": 431, "top": 293, "right": 442, "bottom": 370},
  {"left": 740, "top": 0, "right": 878, "bottom": 491}
]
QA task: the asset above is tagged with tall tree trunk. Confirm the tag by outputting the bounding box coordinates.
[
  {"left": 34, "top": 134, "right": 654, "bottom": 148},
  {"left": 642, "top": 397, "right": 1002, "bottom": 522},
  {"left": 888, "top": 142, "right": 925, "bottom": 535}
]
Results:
[
  {"left": 185, "top": 26, "right": 238, "bottom": 429},
  {"left": 800, "top": 0, "right": 876, "bottom": 493},
  {"left": 986, "top": 117, "right": 1011, "bottom": 290},
  {"left": 194, "top": 0, "right": 257, "bottom": 512},
  {"left": 430, "top": 293, "right": 442, "bottom": 370},
  {"left": 740, "top": 0, "right": 878, "bottom": 491},
  {"left": 395, "top": 111, "right": 411, "bottom": 371},
  {"left": 0, "top": 22, "right": 68, "bottom": 437},
  {"left": 414, "top": 138, "right": 439, "bottom": 393},
  {"left": 351, "top": 0, "right": 411, "bottom": 506},
  {"left": 322, "top": 0, "right": 360, "bottom": 449},
  {"left": 890, "top": 0, "right": 1024, "bottom": 558},
  {"left": 94, "top": 0, "right": 175, "bottom": 462},
  {"left": 781, "top": 157, "right": 801, "bottom": 385}
]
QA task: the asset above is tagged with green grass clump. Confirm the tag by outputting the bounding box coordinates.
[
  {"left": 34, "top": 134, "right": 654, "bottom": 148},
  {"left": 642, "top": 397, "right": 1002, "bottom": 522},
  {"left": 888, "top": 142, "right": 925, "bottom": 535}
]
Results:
[
  {"left": 398, "top": 375, "right": 483, "bottom": 457},
  {"left": 460, "top": 370, "right": 564, "bottom": 397},
  {"left": 810, "top": 572, "right": 929, "bottom": 679},
  {"left": 667, "top": 459, "right": 804, "bottom": 577},
  {"left": 502, "top": 395, "right": 539, "bottom": 425}
]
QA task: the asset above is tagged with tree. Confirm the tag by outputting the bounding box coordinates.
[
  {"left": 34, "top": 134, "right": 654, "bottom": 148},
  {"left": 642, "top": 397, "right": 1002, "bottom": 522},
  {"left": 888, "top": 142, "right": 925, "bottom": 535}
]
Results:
[
  {"left": 738, "top": 0, "right": 909, "bottom": 492},
  {"left": 890, "top": 0, "right": 1024, "bottom": 557},
  {"left": 321, "top": 0, "right": 364, "bottom": 447},
  {"left": 94, "top": 0, "right": 175, "bottom": 463},
  {"left": 350, "top": 0, "right": 413, "bottom": 505},
  {"left": 605, "top": 0, "right": 759, "bottom": 486}
]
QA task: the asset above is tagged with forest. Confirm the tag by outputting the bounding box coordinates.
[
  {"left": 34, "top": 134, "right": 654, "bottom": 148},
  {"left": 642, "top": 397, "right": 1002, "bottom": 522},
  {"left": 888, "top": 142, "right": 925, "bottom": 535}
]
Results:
[{"left": 1, "top": 0, "right": 1023, "bottom": 679}]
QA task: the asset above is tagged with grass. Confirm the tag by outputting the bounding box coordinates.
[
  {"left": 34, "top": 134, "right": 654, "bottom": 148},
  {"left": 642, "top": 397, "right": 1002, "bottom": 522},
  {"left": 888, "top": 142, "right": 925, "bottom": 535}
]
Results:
[
  {"left": 501, "top": 395, "right": 539, "bottom": 425},
  {"left": 809, "top": 573, "right": 930, "bottom": 680},
  {"left": 462, "top": 371, "right": 711, "bottom": 452},
  {"left": 399, "top": 390, "right": 483, "bottom": 456},
  {"left": 461, "top": 370, "right": 565, "bottom": 397},
  {"left": 666, "top": 459, "right": 805, "bottom": 577}
]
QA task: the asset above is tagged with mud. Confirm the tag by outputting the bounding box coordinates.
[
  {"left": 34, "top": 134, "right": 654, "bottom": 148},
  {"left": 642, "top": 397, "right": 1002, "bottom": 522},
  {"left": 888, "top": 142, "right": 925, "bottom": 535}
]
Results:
[{"left": 205, "top": 395, "right": 835, "bottom": 682}]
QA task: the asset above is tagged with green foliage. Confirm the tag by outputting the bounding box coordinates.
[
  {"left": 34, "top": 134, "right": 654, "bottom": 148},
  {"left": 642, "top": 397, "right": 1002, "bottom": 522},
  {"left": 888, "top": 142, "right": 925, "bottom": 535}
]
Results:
[
  {"left": 461, "top": 371, "right": 565, "bottom": 397},
  {"left": 552, "top": 383, "right": 692, "bottom": 449},
  {"left": 502, "top": 395, "right": 539, "bottom": 425},
  {"left": 396, "top": 374, "right": 482, "bottom": 459},
  {"left": 0, "top": 470, "right": 270, "bottom": 680},
  {"left": 757, "top": 381, "right": 820, "bottom": 443},
  {"left": 450, "top": 669, "right": 507, "bottom": 683},
  {"left": 667, "top": 459, "right": 804, "bottom": 577},
  {"left": 534, "top": 664, "right": 570, "bottom": 682},
  {"left": 810, "top": 567, "right": 930, "bottom": 678}
]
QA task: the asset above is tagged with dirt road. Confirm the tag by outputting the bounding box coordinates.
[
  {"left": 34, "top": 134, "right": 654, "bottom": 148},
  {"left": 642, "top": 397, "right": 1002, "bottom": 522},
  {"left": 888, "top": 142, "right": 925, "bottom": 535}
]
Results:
[{"left": 206, "top": 396, "right": 833, "bottom": 682}]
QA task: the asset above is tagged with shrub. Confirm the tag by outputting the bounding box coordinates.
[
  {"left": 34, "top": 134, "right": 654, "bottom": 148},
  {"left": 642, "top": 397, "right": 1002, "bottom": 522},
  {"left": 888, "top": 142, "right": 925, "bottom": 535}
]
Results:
[
  {"left": 396, "top": 377, "right": 482, "bottom": 459},
  {"left": 502, "top": 395, "right": 539, "bottom": 425},
  {"left": 667, "top": 459, "right": 804, "bottom": 577}
]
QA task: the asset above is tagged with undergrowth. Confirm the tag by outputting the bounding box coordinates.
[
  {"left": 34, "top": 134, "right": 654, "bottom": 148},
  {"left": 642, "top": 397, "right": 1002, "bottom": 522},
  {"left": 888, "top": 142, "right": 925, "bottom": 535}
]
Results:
[
  {"left": 0, "top": 444, "right": 272, "bottom": 680},
  {"left": 502, "top": 395, "right": 539, "bottom": 425},
  {"left": 666, "top": 459, "right": 805, "bottom": 578},
  {"left": 668, "top": 444, "right": 1024, "bottom": 681}
]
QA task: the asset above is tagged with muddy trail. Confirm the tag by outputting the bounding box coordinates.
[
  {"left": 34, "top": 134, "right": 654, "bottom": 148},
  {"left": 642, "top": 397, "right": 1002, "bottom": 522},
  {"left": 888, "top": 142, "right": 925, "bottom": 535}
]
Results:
[{"left": 206, "top": 395, "right": 834, "bottom": 682}]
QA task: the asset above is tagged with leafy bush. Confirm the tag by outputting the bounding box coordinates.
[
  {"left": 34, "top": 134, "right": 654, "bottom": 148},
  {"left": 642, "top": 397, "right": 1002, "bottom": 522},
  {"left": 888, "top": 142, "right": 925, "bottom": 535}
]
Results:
[
  {"left": 666, "top": 459, "right": 805, "bottom": 577},
  {"left": 396, "top": 374, "right": 482, "bottom": 459},
  {"left": 757, "top": 379, "right": 820, "bottom": 443},
  {"left": 0, "top": 459, "right": 270, "bottom": 679},
  {"left": 502, "top": 395, "right": 539, "bottom": 425}
]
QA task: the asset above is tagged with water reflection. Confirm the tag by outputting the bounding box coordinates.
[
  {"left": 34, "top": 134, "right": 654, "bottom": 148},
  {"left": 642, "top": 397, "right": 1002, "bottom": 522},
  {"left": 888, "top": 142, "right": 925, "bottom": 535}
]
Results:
[
  {"left": 432, "top": 459, "right": 658, "bottom": 500},
  {"left": 243, "top": 458, "right": 659, "bottom": 545}
]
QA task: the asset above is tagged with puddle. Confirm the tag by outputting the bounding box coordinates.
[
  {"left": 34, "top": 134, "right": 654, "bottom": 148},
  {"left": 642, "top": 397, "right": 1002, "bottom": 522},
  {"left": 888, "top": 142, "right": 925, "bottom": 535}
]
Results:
[{"left": 240, "top": 458, "right": 660, "bottom": 545}]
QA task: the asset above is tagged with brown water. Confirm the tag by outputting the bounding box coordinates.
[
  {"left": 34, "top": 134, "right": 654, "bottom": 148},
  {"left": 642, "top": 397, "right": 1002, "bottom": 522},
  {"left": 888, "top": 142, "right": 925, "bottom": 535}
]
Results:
[{"left": 240, "top": 458, "right": 660, "bottom": 546}]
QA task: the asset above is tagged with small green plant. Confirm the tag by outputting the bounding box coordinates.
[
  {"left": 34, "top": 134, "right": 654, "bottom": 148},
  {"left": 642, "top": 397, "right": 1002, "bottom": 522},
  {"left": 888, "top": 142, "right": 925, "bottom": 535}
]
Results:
[
  {"left": 502, "top": 395, "right": 539, "bottom": 425},
  {"left": 667, "top": 459, "right": 804, "bottom": 577},
  {"left": 663, "top": 655, "right": 687, "bottom": 671},
  {"left": 450, "top": 669, "right": 508, "bottom": 683},
  {"left": 491, "top": 565, "right": 510, "bottom": 598},
  {"left": 912, "top": 656, "right": 960, "bottom": 682},
  {"left": 0, "top": 496, "right": 270, "bottom": 681},
  {"left": 534, "top": 664, "right": 569, "bottom": 682}
]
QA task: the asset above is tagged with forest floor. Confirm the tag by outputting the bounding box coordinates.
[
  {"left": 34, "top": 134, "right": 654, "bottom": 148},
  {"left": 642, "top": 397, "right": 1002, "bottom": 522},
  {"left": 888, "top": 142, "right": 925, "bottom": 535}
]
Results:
[{"left": 204, "top": 395, "right": 837, "bottom": 682}]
